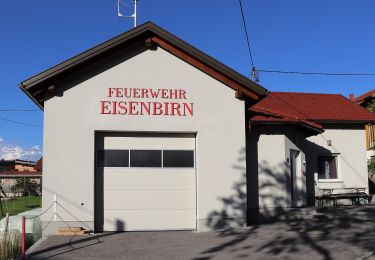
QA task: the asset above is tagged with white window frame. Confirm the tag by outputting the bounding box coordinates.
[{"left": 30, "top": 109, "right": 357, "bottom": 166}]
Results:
[{"left": 317, "top": 153, "right": 342, "bottom": 183}]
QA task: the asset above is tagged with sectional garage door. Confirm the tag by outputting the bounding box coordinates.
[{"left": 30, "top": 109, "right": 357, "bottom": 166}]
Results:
[{"left": 95, "top": 133, "right": 196, "bottom": 231}]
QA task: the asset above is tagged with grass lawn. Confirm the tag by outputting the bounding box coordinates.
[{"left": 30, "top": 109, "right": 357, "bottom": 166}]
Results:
[{"left": 0, "top": 196, "right": 41, "bottom": 217}]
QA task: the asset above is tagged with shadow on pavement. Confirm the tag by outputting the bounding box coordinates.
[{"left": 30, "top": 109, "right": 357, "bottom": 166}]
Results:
[
  {"left": 27, "top": 232, "right": 122, "bottom": 259},
  {"left": 199, "top": 149, "right": 375, "bottom": 260}
]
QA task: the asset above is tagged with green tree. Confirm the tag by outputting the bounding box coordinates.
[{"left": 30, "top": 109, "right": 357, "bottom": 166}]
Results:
[
  {"left": 13, "top": 178, "right": 39, "bottom": 196},
  {"left": 365, "top": 99, "right": 375, "bottom": 113}
]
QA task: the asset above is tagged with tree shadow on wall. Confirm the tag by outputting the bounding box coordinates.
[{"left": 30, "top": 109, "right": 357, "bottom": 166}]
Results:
[
  {"left": 197, "top": 148, "right": 375, "bottom": 260},
  {"left": 205, "top": 148, "right": 247, "bottom": 231},
  {"left": 205, "top": 148, "right": 292, "bottom": 230}
]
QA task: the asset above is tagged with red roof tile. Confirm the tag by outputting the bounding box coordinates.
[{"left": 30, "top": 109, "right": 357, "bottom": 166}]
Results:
[
  {"left": 250, "top": 92, "right": 375, "bottom": 125},
  {"left": 250, "top": 105, "right": 324, "bottom": 132}
]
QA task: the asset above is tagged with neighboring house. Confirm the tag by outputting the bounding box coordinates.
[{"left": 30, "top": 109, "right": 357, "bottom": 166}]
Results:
[
  {"left": 351, "top": 90, "right": 375, "bottom": 159},
  {"left": 249, "top": 92, "right": 375, "bottom": 212},
  {"left": 353, "top": 90, "right": 375, "bottom": 194},
  {"left": 19, "top": 22, "right": 375, "bottom": 234},
  {"left": 0, "top": 159, "right": 37, "bottom": 172},
  {"left": 35, "top": 157, "right": 43, "bottom": 172},
  {"left": 0, "top": 158, "right": 42, "bottom": 195}
]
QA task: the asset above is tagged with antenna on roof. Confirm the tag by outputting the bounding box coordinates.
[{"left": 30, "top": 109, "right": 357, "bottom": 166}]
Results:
[{"left": 118, "top": 0, "right": 138, "bottom": 28}]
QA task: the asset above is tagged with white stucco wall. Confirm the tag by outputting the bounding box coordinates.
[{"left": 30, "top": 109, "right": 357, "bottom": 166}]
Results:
[
  {"left": 258, "top": 134, "right": 286, "bottom": 209},
  {"left": 42, "top": 46, "right": 247, "bottom": 233},
  {"left": 306, "top": 128, "right": 368, "bottom": 193},
  {"left": 257, "top": 130, "right": 306, "bottom": 214}
]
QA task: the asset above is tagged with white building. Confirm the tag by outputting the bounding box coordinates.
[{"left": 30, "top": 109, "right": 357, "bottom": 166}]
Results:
[
  {"left": 19, "top": 22, "right": 375, "bottom": 234},
  {"left": 249, "top": 92, "right": 374, "bottom": 219}
]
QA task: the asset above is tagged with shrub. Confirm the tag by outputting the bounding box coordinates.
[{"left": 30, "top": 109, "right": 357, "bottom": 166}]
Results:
[
  {"left": 0, "top": 232, "right": 21, "bottom": 260},
  {"left": 0, "top": 215, "right": 21, "bottom": 260}
]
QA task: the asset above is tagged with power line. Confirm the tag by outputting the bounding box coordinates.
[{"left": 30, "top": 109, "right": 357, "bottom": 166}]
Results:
[
  {"left": 0, "top": 109, "right": 41, "bottom": 112},
  {"left": 238, "top": 0, "right": 255, "bottom": 68},
  {"left": 0, "top": 116, "right": 42, "bottom": 128},
  {"left": 257, "top": 69, "right": 375, "bottom": 77},
  {"left": 236, "top": 1, "right": 374, "bottom": 80}
]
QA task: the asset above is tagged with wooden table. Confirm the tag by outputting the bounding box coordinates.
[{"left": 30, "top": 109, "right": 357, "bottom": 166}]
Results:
[{"left": 316, "top": 187, "right": 368, "bottom": 207}]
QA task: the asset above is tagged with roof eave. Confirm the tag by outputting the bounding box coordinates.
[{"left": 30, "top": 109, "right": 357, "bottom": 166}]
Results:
[
  {"left": 18, "top": 83, "right": 44, "bottom": 111},
  {"left": 20, "top": 22, "right": 268, "bottom": 107},
  {"left": 251, "top": 120, "right": 324, "bottom": 134},
  {"left": 20, "top": 23, "right": 154, "bottom": 89}
]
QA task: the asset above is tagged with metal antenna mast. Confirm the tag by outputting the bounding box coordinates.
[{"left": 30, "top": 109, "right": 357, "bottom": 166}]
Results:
[{"left": 118, "top": 0, "right": 138, "bottom": 28}]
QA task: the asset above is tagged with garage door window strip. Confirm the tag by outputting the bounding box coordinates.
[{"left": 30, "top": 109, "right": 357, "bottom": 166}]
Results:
[
  {"left": 97, "top": 149, "right": 194, "bottom": 168},
  {"left": 163, "top": 150, "right": 194, "bottom": 168},
  {"left": 130, "top": 150, "right": 162, "bottom": 167},
  {"left": 97, "top": 150, "right": 129, "bottom": 167}
]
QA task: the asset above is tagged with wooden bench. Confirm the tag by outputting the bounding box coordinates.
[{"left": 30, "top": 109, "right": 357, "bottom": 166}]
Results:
[{"left": 315, "top": 188, "right": 371, "bottom": 207}]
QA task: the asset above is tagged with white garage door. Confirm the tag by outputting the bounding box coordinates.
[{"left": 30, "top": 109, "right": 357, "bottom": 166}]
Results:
[{"left": 95, "top": 133, "right": 196, "bottom": 231}]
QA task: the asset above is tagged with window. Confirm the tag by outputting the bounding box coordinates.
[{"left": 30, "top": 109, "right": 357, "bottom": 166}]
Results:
[
  {"left": 318, "top": 155, "right": 338, "bottom": 180},
  {"left": 163, "top": 150, "right": 194, "bottom": 168},
  {"left": 130, "top": 150, "right": 162, "bottom": 167},
  {"left": 97, "top": 149, "right": 195, "bottom": 168},
  {"left": 366, "top": 124, "right": 375, "bottom": 151},
  {"left": 97, "top": 150, "right": 129, "bottom": 167}
]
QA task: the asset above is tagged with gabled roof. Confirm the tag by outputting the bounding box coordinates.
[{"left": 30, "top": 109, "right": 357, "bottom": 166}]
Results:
[
  {"left": 250, "top": 92, "right": 375, "bottom": 129},
  {"left": 19, "top": 22, "right": 268, "bottom": 109},
  {"left": 355, "top": 89, "right": 375, "bottom": 104}
]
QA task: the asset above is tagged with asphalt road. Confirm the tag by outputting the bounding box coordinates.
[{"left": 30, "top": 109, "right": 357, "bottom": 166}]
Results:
[{"left": 27, "top": 208, "right": 375, "bottom": 260}]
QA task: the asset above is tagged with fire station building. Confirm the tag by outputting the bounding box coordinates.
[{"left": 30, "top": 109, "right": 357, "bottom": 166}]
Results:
[{"left": 19, "top": 22, "right": 375, "bottom": 234}]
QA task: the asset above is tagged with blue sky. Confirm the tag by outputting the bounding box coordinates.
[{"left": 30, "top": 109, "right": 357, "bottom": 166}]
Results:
[{"left": 1, "top": 0, "right": 375, "bottom": 160}]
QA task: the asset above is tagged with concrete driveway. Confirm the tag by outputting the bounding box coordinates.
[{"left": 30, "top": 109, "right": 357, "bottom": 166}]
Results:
[{"left": 27, "top": 207, "right": 375, "bottom": 260}]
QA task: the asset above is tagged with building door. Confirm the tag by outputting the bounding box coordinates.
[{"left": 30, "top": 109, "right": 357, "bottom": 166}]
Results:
[
  {"left": 290, "top": 149, "right": 300, "bottom": 207},
  {"left": 95, "top": 133, "right": 196, "bottom": 231}
]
